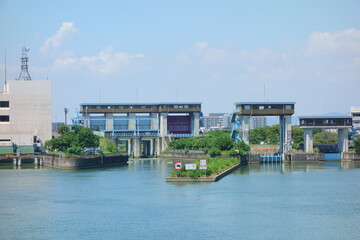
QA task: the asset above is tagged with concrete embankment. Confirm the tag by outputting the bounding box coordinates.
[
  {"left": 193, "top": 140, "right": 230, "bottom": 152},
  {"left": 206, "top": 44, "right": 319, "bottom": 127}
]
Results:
[
  {"left": 166, "top": 163, "right": 241, "bottom": 182},
  {"left": 342, "top": 152, "right": 360, "bottom": 161},
  {"left": 285, "top": 153, "right": 324, "bottom": 162},
  {"left": 43, "top": 154, "right": 128, "bottom": 169}
]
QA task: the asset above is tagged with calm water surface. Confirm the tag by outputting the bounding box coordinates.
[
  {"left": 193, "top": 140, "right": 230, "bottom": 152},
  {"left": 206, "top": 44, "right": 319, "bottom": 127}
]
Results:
[{"left": 0, "top": 160, "right": 360, "bottom": 240}]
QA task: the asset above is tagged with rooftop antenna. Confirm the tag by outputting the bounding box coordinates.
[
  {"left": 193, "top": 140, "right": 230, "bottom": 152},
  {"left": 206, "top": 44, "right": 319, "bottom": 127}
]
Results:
[
  {"left": 17, "top": 47, "right": 32, "bottom": 80},
  {"left": 4, "top": 49, "right": 7, "bottom": 84}
]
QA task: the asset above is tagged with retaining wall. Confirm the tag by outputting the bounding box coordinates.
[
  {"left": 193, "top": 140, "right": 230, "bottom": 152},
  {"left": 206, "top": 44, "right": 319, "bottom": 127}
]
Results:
[
  {"left": 342, "top": 152, "right": 360, "bottom": 161},
  {"left": 286, "top": 153, "right": 324, "bottom": 162},
  {"left": 159, "top": 151, "right": 209, "bottom": 160},
  {"left": 43, "top": 154, "right": 128, "bottom": 169}
]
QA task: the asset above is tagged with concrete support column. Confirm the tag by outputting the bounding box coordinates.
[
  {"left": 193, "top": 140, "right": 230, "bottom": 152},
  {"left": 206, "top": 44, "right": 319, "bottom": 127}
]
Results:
[
  {"left": 193, "top": 112, "right": 200, "bottom": 137},
  {"left": 304, "top": 129, "right": 314, "bottom": 153},
  {"left": 105, "top": 113, "right": 113, "bottom": 131},
  {"left": 159, "top": 113, "right": 168, "bottom": 136},
  {"left": 156, "top": 138, "right": 161, "bottom": 156},
  {"left": 83, "top": 113, "right": 90, "bottom": 128},
  {"left": 133, "top": 138, "right": 141, "bottom": 158},
  {"left": 128, "top": 113, "right": 136, "bottom": 131},
  {"left": 151, "top": 113, "right": 158, "bottom": 130},
  {"left": 127, "top": 139, "right": 132, "bottom": 156},
  {"left": 150, "top": 138, "right": 155, "bottom": 156},
  {"left": 284, "top": 115, "right": 292, "bottom": 153},
  {"left": 240, "top": 116, "right": 250, "bottom": 144},
  {"left": 338, "top": 129, "right": 349, "bottom": 153}
]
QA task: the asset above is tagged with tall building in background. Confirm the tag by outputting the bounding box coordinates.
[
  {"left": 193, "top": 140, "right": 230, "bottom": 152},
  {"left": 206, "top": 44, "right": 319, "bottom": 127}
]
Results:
[
  {"left": 0, "top": 48, "right": 52, "bottom": 150},
  {"left": 201, "top": 113, "right": 232, "bottom": 131},
  {"left": 350, "top": 107, "right": 360, "bottom": 136},
  {"left": 250, "top": 116, "right": 267, "bottom": 129}
]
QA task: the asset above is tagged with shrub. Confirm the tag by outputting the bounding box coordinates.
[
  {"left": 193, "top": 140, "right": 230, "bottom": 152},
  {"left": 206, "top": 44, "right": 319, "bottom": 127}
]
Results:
[
  {"left": 313, "top": 147, "right": 320, "bottom": 153},
  {"left": 66, "top": 146, "right": 83, "bottom": 155},
  {"left": 209, "top": 147, "right": 221, "bottom": 157},
  {"left": 354, "top": 137, "right": 360, "bottom": 153}
]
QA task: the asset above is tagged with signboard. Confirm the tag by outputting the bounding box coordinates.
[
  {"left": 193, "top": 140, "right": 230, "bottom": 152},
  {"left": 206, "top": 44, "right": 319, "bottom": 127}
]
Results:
[
  {"left": 199, "top": 158, "right": 208, "bottom": 170},
  {"left": 174, "top": 162, "right": 182, "bottom": 170},
  {"left": 185, "top": 164, "right": 196, "bottom": 170}
]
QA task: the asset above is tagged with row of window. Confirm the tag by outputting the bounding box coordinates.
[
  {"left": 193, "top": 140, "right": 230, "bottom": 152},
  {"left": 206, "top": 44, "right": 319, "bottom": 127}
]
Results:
[
  {"left": 0, "top": 115, "right": 9, "bottom": 122},
  {"left": 84, "top": 104, "right": 200, "bottom": 110},
  {"left": 243, "top": 105, "right": 293, "bottom": 110},
  {"left": 301, "top": 119, "right": 352, "bottom": 125}
]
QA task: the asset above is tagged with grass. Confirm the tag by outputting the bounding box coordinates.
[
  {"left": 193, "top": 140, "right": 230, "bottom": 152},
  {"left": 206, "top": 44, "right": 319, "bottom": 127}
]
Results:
[{"left": 170, "top": 158, "right": 239, "bottom": 178}]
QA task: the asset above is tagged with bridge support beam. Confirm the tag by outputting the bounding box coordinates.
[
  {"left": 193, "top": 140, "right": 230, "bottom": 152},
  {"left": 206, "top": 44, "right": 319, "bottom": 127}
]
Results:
[
  {"left": 133, "top": 138, "right": 141, "bottom": 158},
  {"left": 279, "top": 115, "right": 292, "bottom": 154},
  {"left": 338, "top": 129, "right": 349, "bottom": 153},
  {"left": 303, "top": 129, "right": 313, "bottom": 153}
]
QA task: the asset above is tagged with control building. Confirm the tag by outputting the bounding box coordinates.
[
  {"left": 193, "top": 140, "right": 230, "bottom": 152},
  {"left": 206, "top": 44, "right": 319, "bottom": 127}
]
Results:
[
  {"left": 349, "top": 107, "right": 360, "bottom": 136},
  {"left": 74, "top": 102, "right": 201, "bottom": 158},
  {"left": 299, "top": 116, "right": 352, "bottom": 153},
  {"left": 231, "top": 102, "right": 295, "bottom": 155}
]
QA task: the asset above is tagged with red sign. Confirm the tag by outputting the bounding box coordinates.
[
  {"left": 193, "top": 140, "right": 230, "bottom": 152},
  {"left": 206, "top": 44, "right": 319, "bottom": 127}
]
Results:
[
  {"left": 199, "top": 159, "right": 208, "bottom": 170},
  {"left": 174, "top": 162, "right": 183, "bottom": 170}
]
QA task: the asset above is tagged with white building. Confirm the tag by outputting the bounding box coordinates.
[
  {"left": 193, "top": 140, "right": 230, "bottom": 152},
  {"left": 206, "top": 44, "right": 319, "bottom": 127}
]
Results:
[
  {"left": 250, "top": 116, "right": 267, "bottom": 129},
  {"left": 0, "top": 80, "right": 52, "bottom": 149},
  {"left": 201, "top": 113, "right": 232, "bottom": 131},
  {"left": 350, "top": 107, "right": 360, "bottom": 135}
]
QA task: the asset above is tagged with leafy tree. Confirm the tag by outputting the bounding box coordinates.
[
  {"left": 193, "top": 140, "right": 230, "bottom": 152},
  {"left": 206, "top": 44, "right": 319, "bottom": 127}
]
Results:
[
  {"left": 45, "top": 126, "right": 100, "bottom": 153},
  {"left": 100, "top": 138, "right": 118, "bottom": 153},
  {"left": 354, "top": 137, "right": 360, "bottom": 153},
  {"left": 291, "top": 126, "right": 304, "bottom": 144},
  {"left": 249, "top": 127, "right": 267, "bottom": 144},
  {"left": 314, "top": 131, "right": 337, "bottom": 144},
  {"left": 209, "top": 147, "right": 221, "bottom": 157},
  {"left": 235, "top": 141, "right": 250, "bottom": 156},
  {"left": 265, "top": 125, "right": 280, "bottom": 145},
  {"left": 57, "top": 124, "right": 70, "bottom": 134},
  {"left": 213, "top": 135, "right": 234, "bottom": 151}
]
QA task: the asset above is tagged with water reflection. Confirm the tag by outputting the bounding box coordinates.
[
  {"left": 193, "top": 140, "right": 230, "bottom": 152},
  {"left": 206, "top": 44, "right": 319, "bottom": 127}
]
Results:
[{"left": 235, "top": 161, "right": 360, "bottom": 175}]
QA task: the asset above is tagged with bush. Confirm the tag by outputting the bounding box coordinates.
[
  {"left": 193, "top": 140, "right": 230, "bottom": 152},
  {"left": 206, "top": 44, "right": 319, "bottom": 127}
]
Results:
[
  {"left": 209, "top": 147, "right": 221, "bottom": 157},
  {"left": 313, "top": 147, "right": 320, "bottom": 153},
  {"left": 66, "top": 146, "right": 83, "bottom": 155},
  {"left": 354, "top": 137, "right": 360, "bottom": 153},
  {"left": 292, "top": 143, "right": 299, "bottom": 150}
]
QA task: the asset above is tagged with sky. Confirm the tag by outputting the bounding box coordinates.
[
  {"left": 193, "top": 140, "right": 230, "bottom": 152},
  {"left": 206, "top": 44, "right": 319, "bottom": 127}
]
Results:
[{"left": 0, "top": 0, "right": 359, "bottom": 123}]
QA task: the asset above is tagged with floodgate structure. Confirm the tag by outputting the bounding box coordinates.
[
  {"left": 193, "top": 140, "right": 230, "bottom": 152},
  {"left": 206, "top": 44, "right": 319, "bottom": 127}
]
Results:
[{"left": 73, "top": 103, "right": 201, "bottom": 158}]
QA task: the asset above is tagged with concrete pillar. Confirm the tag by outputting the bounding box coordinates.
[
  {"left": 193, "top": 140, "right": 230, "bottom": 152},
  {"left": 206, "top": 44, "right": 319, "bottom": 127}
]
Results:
[
  {"left": 34, "top": 158, "right": 38, "bottom": 166},
  {"left": 150, "top": 138, "right": 155, "bottom": 156},
  {"left": 193, "top": 112, "right": 200, "bottom": 137},
  {"left": 156, "top": 138, "right": 161, "bottom": 156},
  {"left": 304, "top": 129, "right": 314, "bottom": 153},
  {"left": 83, "top": 113, "right": 90, "bottom": 128},
  {"left": 159, "top": 113, "right": 168, "bottom": 136},
  {"left": 17, "top": 158, "right": 21, "bottom": 166},
  {"left": 338, "top": 129, "right": 349, "bottom": 153},
  {"left": 284, "top": 115, "right": 292, "bottom": 153},
  {"left": 13, "top": 158, "right": 16, "bottom": 165},
  {"left": 151, "top": 113, "right": 158, "bottom": 130},
  {"left": 105, "top": 113, "right": 113, "bottom": 131},
  {"left": 128, "top": 113, "right": 136, "bottom": 131},
  {"left": 127, "top": 139, "right": 132, "bottom": 156},
  {"left": 240, "top": 116, "right": 250, "bottom": 144},
  {"left": 133, "top": 138, "right": 141, "bottom": 158}
]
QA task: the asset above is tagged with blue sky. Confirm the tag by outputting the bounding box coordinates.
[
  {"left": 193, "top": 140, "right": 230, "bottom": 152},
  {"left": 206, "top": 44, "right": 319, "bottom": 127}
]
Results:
[{"left": 0, "top": 0, "right": 359, "bottom": 122}]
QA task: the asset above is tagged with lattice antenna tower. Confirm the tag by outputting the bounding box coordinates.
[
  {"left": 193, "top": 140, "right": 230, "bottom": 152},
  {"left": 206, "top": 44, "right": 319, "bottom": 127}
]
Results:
[{"left": 17, "top": 47, "right": 32, "bottom": 80}]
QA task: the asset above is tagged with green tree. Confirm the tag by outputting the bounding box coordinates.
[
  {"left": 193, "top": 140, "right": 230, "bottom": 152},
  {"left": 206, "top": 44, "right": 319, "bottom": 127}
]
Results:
[
  {"left": 57, "top": 124, "right": 70, "bottom": 134},
  {"left": 45, "top": 126, "right": 100, "bottom": 153},
  {"left": 291, "top": 126, "right": 304, "bottom": 144},
  {"left": 235, "top": 141, "right": 250, "bottom": 156},
  {"left": 249, "top": 127, "right": 267, "bottom": 144},
  {"left": 354, "top": 137, "right": 360, "bottom": 153},
  {"left": 314, "top": 131, "right": 337, "bottom": 144},
  {"left": 99, "top": 138, "right": 118, "bottom": 153},
  {"left": 265, "top": 125, "right": 280, "bottom": 145}
]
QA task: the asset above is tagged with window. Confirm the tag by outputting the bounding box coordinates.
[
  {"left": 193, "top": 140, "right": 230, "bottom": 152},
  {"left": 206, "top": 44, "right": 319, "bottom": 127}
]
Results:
[
  {"left": 285, "top": 105, "right": 292, "bottom": 110},
  {"left": 0, "top": 101, "right": 9, "bottom": 108},
  {"left": 323, "top": 120, "right": 329, "bottom": 124},
  {"left": 244, "top": 105, "right": 250, "bottom": 110},
  {"left": 345, "top": 119, "right": 351, "bottom": 124},
  {"left": 174, "top": 105, "right": 178, "bottom": 108},
  {"left": 329, "top": 119, "right": 336, "bottom": 124},
  {"left": 259, "top": 106, "right": 264, "bottom": 110},
  {"left": 184, "top": 105, "right": 189, "bottom": 108},
  {"left": 306, "top": 120, "right": 314, "bottom": 124},
  {"left": 301, "top": 120, "right": 305, "bottom": 125},
  {"left": 119, "top": 106, "right": 124, "bottom": 109},
  {"left": 141, "top": 106, "right": 146, "bottom": 109},
  {"left": 0, "top": 115, "right": 9, "bottom": 122},
  {"left": 96, "top": 106, "right": 101, "bottom": 109}
]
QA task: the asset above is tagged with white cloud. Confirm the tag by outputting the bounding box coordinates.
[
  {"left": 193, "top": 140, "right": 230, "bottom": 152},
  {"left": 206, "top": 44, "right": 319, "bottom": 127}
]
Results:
[
  {"left": 40, "top": 22, "right": 78, "bottom": 54},
  {"left": 51, "top": 47, "right": 144, "bottom": 75},
  {"left": 306, "top": 28, "right": 360, "bottom": 55}
]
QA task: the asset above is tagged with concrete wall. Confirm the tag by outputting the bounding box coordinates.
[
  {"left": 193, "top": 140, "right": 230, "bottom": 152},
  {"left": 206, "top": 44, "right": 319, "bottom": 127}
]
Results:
[
  {"left": 159, "top": 151, "right": 209, "bottom": 159},
  {"left": 0, "top": 80, "right": 52, "bottom": 148},
  {"left": 286, "top": 153, "right": 324, "bottom": 162},
  {"left": 43, "top": 154, "right": 128, "bottom": 169},
  {"left": 342, "top": 152, "right": 360, "bottom": 161}
]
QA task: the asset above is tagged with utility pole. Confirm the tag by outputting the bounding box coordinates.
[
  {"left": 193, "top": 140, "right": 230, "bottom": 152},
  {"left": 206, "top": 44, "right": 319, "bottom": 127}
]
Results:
[{"left": 64, "top": 108, "right": 69, "bottom": 125}]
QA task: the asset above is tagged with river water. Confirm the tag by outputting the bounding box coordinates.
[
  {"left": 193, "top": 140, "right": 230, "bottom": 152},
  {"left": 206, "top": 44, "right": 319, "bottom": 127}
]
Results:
[{"left": 0, "top": 159, "right": 360, "bottom": 240}]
